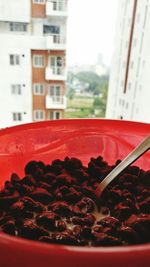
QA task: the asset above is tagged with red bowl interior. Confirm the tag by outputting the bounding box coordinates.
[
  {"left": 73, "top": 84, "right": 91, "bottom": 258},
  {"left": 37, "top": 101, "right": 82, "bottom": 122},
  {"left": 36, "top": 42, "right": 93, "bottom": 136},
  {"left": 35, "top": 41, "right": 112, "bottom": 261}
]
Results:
[{"left": 0, "top": 119, "right": 150, "bottom": 267}]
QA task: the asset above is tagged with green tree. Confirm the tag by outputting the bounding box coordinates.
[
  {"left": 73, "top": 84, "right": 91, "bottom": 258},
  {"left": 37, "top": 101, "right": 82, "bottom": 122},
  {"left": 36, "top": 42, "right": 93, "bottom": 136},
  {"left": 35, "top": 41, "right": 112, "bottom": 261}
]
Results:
[
  {"left": 76, "top": 71, "right": 109, "bottom": 96},
  {"left": 67, "top": 88, "right": 75, "bottom": 100},
  {"left": 93, "top": 85, "right": 108, "bottom": 117}
]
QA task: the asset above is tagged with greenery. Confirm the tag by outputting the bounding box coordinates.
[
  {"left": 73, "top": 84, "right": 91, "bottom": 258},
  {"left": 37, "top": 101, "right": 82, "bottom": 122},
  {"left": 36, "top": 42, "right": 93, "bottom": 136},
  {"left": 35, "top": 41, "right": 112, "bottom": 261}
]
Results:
[
  {"left": 93, "top": 97, "right": 101, "bottom": 106},
  {"left": 65, "top": 108, "right": 94, "bottom": 119},
  {"left": 65, "top": 71, "right": 109, "bottom": 118},
  {"left": 67, "top": 88, "right": 75, "bottom": 100},
  {"left": 68, "top": 96, "right": 94, "bottom": 109},
  {"left": 76, "top": 71, "right": 109, "bottom": 96}
]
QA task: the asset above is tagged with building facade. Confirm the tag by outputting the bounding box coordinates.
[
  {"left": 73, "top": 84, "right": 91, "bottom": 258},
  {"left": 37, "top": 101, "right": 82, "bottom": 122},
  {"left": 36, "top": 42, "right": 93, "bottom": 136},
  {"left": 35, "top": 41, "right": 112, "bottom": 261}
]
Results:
[
  {"left": 106, "top": 0, "right": 150, "bottom": 123},
  {"left": 0, "top": 0, "right": 67, "bottom": 128}
]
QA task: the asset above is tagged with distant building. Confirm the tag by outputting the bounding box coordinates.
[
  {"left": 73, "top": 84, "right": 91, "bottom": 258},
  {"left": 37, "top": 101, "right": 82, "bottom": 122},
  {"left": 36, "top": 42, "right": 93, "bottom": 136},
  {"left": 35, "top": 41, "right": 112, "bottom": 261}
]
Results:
[
  {"left": 106, "top": 0, "right": 150, "bottom": 123},
  {"left": 94, "top": 53, "right": 109, "bottom": 76},
  {"left": 69, "top": 54, "right": 108, "bottom": 77},
  {"left": 0, "top": 0, "right": 68, "bottom": 128}
]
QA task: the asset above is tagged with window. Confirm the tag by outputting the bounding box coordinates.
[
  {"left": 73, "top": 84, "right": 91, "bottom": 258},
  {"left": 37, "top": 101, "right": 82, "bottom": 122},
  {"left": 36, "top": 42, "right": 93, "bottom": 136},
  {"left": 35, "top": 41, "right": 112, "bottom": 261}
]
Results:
[
  {"left": 33, "top": 0, "right": 45, "bottom": 3},
  {"left": 49, "top": 111, "right": 61, "bottom": 120},
  {"left": 120, "top": 80, "right": 124, "bottom": 87},
  {"left": 133, "top": 81, "right": 137, "bottom": 99},
  {"left": 34, "top": 110, "right": 45, "bottom": 121},
  {"left": 48, "top": 85, "right": 61, "bottom": 96},
  {"left": 143, "top": 5, "right": 148, "bottom": 28},
  {"left": 50, "top": 56, "right": 64, "bottom": 67},
  {"left": 33, "top": 84, "right": 45, "bottom": 95},
  {"left": 10, "top": 54, "right": 20, "bottom": 65},
  {"left": 125, "top": 102, "right": 129, "bottom": 109},
  {"left": 125, "top": 40, "right": 128, "bottom": 48},
  {"left": 48, "top": 85, "right": 62, "bottom": 103},
  {"left": 9, "top": 23, "right": 27, "bottom": 32},
  {"left": 51, "top": 0, "right": 66, "bottom": 11},
  {"left": 136, "top": 13, "right": 140, "bottom": 23},
  {"left": 128, "top": 18, "right": 131, "bottom": 27},
  {"left": 128, "top": 82, "right": 131, "bottom": 90},
  {"left": 142, "top": 60, "right": 146, "bottom": 68},
  {"left": 136, "top": 57, "right": 141, "bottom": 77},
  {"left": 43, "top": 25, "right": 60, "bottom": 34},
  {"left": 122, "top": 61, "right": 126, "bottom": 68},
  {"left": 133, "top": 38, "right": 137, "bottom": 47},
  {"left": 12, "top": 113, "right": 22, "bottom": 121},
  {"left": 11, "top": 84, "right": 22, "bottom": 95},
  {"left": 130, "top": 61, "right": 134, "bottom": 69},
  {"left": 50, "top": 56, "right": 64, "bottom": 75},
  {"left": 33, "top": 55, "right": 45, "bottom": 67},
  {"left": 140, "top": 32, "right": 144, "bottom": 53}
]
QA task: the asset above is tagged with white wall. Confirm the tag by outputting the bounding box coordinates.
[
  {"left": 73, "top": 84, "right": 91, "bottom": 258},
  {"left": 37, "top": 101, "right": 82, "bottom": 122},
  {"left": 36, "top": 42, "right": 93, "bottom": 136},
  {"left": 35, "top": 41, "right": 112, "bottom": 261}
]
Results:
[
  {"left": 0, "top": 35, "right": 32, "bottom": 127},
  {"left": 0, "top": 0, "right": 30, "bottom": 23}
]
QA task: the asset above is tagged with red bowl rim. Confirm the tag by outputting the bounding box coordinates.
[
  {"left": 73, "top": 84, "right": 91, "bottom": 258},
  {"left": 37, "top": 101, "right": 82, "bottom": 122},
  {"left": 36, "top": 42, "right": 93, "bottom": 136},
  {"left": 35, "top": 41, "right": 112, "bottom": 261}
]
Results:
[
  {"left": 0, "top": 118, "right": 150, "bottom": 136},
  {"left": 1, "top": 231, "right": 150, "bottom": 255}
]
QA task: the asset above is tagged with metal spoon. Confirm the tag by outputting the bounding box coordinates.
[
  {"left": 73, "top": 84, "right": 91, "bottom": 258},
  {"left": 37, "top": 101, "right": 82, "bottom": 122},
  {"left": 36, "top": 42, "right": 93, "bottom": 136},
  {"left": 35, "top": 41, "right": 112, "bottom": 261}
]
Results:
[{"left": 96, "top": 134, "right": 150, "bottom": 198}]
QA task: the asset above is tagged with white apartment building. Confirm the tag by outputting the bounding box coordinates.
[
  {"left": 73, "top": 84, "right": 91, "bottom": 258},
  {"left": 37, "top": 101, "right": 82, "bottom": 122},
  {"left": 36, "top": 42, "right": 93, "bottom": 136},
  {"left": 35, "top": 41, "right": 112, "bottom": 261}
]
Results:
[
  {"left": 0, "top": 0, "right": 68, "bottom": 128},
  {"left": 106, "top": 0, "right": 150, "bottom": 123}
]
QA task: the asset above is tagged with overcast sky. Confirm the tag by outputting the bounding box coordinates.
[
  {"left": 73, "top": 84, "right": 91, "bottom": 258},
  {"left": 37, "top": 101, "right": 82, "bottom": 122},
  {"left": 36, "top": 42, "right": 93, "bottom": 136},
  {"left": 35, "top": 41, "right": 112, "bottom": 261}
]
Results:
[{"left": 66, "top": 0, "right": 119, "bottom": 67}]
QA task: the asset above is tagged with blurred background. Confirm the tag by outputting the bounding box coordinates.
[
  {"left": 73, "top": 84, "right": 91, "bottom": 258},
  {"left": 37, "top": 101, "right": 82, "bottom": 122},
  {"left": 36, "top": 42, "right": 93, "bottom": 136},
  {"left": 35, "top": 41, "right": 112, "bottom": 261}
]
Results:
[{"left": 0, "top": 0, "right": 149, "bottom": 128}]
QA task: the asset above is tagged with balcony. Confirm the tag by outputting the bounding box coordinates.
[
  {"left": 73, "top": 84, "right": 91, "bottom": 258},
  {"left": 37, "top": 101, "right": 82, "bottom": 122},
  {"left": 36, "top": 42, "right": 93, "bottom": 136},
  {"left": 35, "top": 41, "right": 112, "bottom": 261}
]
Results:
[
  {"left": 45, "top": 95, "right": 67, "bottom": 109},
  {"left": 45, "top": 66, "right": 67, "bottom": 81},
  {"left": 46, "top": 34, "right": 66, "bottom": 50},
  {"left": 46, "top": 0, "right": 68, "bottom": 17}
]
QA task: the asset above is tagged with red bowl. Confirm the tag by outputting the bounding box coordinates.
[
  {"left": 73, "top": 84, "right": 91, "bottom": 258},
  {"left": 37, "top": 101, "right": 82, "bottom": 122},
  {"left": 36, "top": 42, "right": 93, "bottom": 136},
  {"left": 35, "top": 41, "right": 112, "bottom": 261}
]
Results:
[{"left": 0, "top": 119, "right": 150, "bottom": 267}]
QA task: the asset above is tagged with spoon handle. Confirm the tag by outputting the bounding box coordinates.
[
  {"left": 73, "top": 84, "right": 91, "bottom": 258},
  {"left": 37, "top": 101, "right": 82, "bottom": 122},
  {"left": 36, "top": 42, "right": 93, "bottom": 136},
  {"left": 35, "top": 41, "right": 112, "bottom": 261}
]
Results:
[{"left": 97, "top": 134, "right": 150, "bottom": 196}]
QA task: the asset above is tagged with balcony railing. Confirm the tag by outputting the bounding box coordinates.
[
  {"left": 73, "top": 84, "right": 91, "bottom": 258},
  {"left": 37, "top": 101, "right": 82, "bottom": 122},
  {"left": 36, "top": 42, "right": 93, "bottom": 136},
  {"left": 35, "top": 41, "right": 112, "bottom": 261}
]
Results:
[
  {"left": 46, "top": 34, "right": 66, "bottom": 49},
  {"left": 52, "top": 34, "right": 65, "bottom": 44},
  {"left": 45, "top": 95, "right": 67, "bottom": 109},
  {"left": 45, "top": 66, "right": 67, "bottom": 80},
  {"left": 52, "top": 66, "right": 64, "bottom": 75},
  {"left": 46, "top": 0, "right": 68, "bottom": 17},
  {"left": 47, "top": 0, "right": 67, "bottom": 11}
]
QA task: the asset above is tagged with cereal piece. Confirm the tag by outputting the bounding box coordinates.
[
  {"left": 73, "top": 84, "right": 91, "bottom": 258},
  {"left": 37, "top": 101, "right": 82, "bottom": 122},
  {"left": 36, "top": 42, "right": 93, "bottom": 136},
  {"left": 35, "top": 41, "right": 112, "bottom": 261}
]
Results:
[{"left": 29, "top": 188, "right": 53, "bottom": 205}]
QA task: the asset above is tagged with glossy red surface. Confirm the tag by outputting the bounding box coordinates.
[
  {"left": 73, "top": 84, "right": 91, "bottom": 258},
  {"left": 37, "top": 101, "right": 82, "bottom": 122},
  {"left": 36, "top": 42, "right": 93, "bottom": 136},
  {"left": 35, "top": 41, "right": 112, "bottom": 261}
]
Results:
[{"left": 0, "top": 119, "right": 150, "bottom": 267}]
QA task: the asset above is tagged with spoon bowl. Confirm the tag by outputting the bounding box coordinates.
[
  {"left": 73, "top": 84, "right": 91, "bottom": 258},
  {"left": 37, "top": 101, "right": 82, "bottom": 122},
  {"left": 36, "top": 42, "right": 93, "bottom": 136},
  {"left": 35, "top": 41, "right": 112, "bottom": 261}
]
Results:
[{"left": 96, "top": 134, "right": 150, "bottom": 198}]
